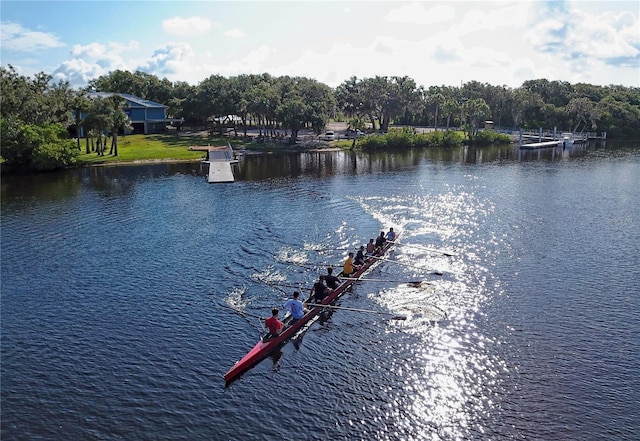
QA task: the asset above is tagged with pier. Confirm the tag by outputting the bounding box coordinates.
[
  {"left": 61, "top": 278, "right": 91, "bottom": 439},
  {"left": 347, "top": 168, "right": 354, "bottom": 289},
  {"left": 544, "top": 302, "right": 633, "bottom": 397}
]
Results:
[
  {"left": 189, "top": 143, "right": 239, "bottom": 183},
  {"left": 518, "top": 128, "right": 606, "bottom": 149}
]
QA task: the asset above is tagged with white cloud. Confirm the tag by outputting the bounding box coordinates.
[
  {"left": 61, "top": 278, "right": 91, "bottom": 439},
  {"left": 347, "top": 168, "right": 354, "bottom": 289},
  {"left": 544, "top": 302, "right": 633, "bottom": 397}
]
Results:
[
  {"left": 570, "top": 9, "right": 639, "bottom": 60},
  {"left": 524, "top": 3, "right": 639, "bottom": 67},
  {"left": 0, "top": 21, "right": 65, "bottom": 51},
  {"left": 70, "top": 41, "right": 136, "bottom": 71},
  {"left": 208, "top": 44, "right": 277, "bottom": 76},
  {"left": 50, "top": 41, "right": 140, "bottom": 86},
  {"left": 224, "top": 28, "right": 246, "bottom": 39},
  {"left": 384, "top": 2, "right": 455, "bottom": 25},
  {"left": 10, "top": 0, "right": 637, "bottom": 89},
  {"left": 71, "top": 42, "right": 108, "bottom": 58},
  {"left": 139, "top": 42, "right": 196, "bottom": 76},
  {"left": 162, "top": 16, "right": 213, "bottom": 36},
  {"left": 52, "top": 58, "right": 110, "bottom": 85}
]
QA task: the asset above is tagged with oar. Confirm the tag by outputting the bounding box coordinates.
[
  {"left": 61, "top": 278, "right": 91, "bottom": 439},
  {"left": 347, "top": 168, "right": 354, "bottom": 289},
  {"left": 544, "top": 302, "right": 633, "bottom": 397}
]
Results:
[
  {"left": 310, "top": 303, "right": 407, "bottom": 320},
  {"left": 220, "top": 303, "right": 265, "bottom": 321},
  {"left": 392, "top": 242, "right": 456, "bottom": 256},
  {"left": 272, "top": 282, "right": 309, "bottom": 290},
  {"left": 341, "top": 277, "right": 429, "bottom": 286},
  {"left": 369, "top": 255, "right": 444, "bottom": 274},
  {"left": 255, "top": 278, "right": 290, "bottom": 295},
  {"left": 304, "top": 246, "right": 355, "bottom": 252}
]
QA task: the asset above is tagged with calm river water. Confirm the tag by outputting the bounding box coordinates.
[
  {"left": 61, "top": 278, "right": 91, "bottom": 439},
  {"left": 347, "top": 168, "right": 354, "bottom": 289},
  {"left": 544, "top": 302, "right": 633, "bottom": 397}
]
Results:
[{"left": 2, "top": 141, "right": 639, "bottom": 440}]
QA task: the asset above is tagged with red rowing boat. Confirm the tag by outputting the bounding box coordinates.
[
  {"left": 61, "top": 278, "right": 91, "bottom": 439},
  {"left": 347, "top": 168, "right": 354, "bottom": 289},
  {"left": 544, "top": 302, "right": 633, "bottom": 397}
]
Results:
[{"left": 224, "top": 234, "right": 399, "bottom": 384}]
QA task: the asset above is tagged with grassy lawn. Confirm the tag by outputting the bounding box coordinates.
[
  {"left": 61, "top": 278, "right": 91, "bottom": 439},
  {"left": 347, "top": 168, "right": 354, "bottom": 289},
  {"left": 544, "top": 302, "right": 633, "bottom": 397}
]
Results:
[
  {"left": 77, "top": 133, "right": 230, "bottom": 164},
  {"left": 76, "top": 132, "right": 347, "bottom": 165}
]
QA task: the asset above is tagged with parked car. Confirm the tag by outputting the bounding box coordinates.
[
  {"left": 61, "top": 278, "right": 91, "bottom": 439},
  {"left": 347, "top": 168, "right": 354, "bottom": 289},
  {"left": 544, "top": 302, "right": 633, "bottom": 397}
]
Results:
[
  {"left": 345, "top": 129, "right": 365, "bottom": 138},
  {"left": 324, "top": 131, "right": 335, "bottom": 141}
]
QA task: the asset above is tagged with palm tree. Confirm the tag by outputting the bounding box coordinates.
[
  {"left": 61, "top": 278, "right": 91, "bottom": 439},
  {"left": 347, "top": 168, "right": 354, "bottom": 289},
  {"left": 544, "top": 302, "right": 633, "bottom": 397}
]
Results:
[
  {"left": 106, "top": 96, "right": 132, "bottom": 156},
  {"left": 428, "top": 91, "right": 445, "bottom": 131},
  {"left": 461, "top": 98, "right": 490, "bottom": 142},
  {"left": 72, "top": 94, "right": 91, "bottom": 151}
]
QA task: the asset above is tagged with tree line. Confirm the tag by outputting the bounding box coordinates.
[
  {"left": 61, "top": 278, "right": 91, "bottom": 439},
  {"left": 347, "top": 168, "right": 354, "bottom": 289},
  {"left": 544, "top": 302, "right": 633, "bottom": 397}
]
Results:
[{"left": 2, "top": 65, "right": 639, "bottom": 172}]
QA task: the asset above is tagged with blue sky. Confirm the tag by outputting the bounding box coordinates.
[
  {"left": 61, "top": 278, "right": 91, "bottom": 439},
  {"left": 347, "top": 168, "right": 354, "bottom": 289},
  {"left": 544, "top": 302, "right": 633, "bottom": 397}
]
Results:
[{"left": 1, "top": 1, "right": 639, "bottom": 89}]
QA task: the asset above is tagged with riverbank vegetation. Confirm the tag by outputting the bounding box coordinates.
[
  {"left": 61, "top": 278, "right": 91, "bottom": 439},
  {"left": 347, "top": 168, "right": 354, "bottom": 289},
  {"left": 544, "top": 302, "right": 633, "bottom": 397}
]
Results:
[
  {"left": 2, "top": 65, "right": 639, "bottom": 173},
  {"left": 356, "top": 128, "right": 511, "bottom": 151}
]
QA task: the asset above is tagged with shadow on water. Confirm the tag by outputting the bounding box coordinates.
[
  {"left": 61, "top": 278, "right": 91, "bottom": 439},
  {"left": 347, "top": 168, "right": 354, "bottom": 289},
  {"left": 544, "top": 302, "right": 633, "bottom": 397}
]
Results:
[{"left": 1, "top": 139, "right": 634, "bottom": 204}]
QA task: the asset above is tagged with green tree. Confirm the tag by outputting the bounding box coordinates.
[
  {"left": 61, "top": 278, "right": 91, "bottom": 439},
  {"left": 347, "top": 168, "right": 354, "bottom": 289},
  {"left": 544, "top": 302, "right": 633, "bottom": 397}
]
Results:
[
  {"left": 460, "top": 98, "right": 490, "bottom": 142},
  {"left": 521, "top": 79, "right": 572, "bottom": 107},
  {"left": 1, "top": 119, "right": 77, "bottom": 171},
  {"left": 0, "top": 66, "right": 79, "bottom": 171},
  {"left": 72, "top": 93, "right": 92, "bottom": 151},
  {"left": 596, "top": 95, "right": 640, "bottom": 137},
  {"left": 336, "top": 76, "right": 365, "bottom": 122},
  {"left": 511, "top": 89, "right": 543, "bottom": 129},
  {"left": 565, "top": 97, "right": 599, "bottom": 132},
  {"left": 105, "top": 95, "right": 133, "bottom": 156},
  {"left": 83, "top": 96, "right": 113, "bottom": 156},
  {"left": 427, "top": 88, "right": 445, "bottom": 130},
  {"left": 247, "top": 75, "right": 279, "bottom": 137}
]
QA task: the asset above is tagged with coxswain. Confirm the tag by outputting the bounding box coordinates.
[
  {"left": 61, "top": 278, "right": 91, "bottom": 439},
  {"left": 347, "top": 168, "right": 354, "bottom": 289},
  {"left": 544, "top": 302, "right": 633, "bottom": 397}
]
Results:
[{"left": 264, "top": 308, "right": 283, "bottom": 336}]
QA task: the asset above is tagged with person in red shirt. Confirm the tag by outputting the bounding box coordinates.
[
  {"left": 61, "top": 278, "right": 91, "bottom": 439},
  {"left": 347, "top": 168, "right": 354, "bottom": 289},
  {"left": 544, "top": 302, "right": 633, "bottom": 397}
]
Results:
[{"left": 264, "top": 308, "right": 283, "bottom": 336}]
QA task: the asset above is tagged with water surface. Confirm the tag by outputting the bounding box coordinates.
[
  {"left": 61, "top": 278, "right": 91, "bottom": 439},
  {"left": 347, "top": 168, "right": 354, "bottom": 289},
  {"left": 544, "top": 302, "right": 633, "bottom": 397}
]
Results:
[{"left": 2, "top": 141, "right": 639, "bottom": 440}]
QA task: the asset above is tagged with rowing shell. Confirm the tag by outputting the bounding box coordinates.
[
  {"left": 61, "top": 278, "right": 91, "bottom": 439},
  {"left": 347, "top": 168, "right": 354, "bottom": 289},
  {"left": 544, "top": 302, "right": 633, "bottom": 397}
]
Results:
[{"left": 223, "top": 233, "right": 399, "bottom": 384}]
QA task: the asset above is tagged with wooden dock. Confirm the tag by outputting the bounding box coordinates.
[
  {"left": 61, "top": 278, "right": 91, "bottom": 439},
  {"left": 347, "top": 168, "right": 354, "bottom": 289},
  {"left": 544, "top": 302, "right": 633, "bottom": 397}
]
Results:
[{"left": 189, "top": 143, "right": 238, "bottom": 183}]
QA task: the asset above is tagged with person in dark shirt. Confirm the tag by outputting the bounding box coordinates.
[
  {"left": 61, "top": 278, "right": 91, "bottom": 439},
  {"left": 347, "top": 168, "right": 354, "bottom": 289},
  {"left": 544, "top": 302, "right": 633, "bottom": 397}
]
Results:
[
  {"left": 374, "top": 231, "right": 386, "bottom": 250},
  {"left": 354, "top": 245, "right": 366, "bottom": 266},
  {"left": 311, "top": 275, "right": 330, "bottom": 303},
  {"left": 324, "top": 267, "right": 340, "bottom": 290}
]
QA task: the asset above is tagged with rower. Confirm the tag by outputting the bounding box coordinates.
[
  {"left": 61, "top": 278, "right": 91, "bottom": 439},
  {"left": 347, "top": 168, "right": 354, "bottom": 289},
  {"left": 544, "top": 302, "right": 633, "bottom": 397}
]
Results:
[
  {"left": 385, "top": 227, "right": 396, "bottom": 242},
  {"left": 343, "top": 252, "right": 355, "bottom": 277},
  {"left": 264, "top": 308, "right": 283, "bottom": 336},
  {"left": 283, "top": 291, "right": 307, "bottom": 323},
  {"left": 366, "top": 238, "right": 375, "bottom": 256},
  {"left": 354, "top": 245, "right": 366, "bottom": 266},
  {"left": 374, "top": 231, "right": 386, "bottom": 250},
  {"left": 310, "top": 275, "right": 330, "bottom": 303},
  {"left": 324, "top": 267, "right": 340, "bottom": 290}
]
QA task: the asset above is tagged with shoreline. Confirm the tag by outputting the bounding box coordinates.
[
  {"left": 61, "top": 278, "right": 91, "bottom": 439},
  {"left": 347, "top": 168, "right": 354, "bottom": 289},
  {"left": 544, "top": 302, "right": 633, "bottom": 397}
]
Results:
[{"left": 80, "top": 146, "right": 345, "bottom": 167}]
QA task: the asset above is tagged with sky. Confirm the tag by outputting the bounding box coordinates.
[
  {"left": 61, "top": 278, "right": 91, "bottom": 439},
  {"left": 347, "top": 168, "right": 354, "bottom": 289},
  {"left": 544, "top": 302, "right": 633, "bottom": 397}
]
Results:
[{"left": 1, "top": 1, "right": 639, "bottom": 90}]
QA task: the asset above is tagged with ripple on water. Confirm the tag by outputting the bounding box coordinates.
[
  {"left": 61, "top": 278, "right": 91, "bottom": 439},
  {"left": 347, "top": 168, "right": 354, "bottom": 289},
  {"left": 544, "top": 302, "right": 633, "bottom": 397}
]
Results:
[{"left": 2, "top": 153, "right": 639, "bottom": 440}]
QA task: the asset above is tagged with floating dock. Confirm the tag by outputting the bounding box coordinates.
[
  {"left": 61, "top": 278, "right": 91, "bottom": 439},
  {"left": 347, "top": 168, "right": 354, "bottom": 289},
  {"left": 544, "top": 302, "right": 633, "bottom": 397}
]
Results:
[
  {"left": 189, "top": 143, "right": 239, "bottom": 183},
  {"left": 206, "top": 160, "right": 235, "bottom": 183},
  {"left": 520, "top": 140, "right": 563, "bottom": 150},
  {"left": 517, "top": 128, "right": 602, "bottom": 149}
]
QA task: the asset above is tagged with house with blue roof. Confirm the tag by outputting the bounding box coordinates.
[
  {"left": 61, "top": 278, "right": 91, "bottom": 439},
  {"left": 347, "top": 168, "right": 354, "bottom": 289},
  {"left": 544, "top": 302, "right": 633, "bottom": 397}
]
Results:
[{"left": 82, "top": 92, "right": 178, "bottom": 135}]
